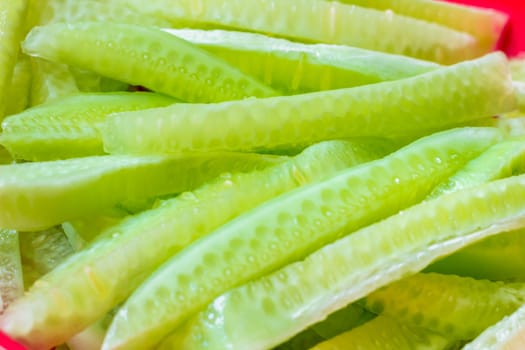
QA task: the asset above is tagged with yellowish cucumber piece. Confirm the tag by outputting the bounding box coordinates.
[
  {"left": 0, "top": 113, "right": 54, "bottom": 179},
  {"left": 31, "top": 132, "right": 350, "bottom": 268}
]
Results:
[
  {"left": 5, "top": 55, "right": 32, "bottom": 116},
  {"left": 166, "top": 28, "right": 440, "bottom": 93},
  {"left": 513, "top": 82, "right": 525, "bottom": 112},
  {"left": 118, "top": 0, "right": 478, "bottom": 63},
  {"left": 310, "top": 315, "right": 451, "bottom": 350},
  {"left": 0, "top": 229, "right": 23, "bottom": 313},
  {"left": 510, "top": 58, "right": 525, "bottom": 83},
  {"left": 22, "top": 22, "right": 278, "bottom": 102},
  {"left": 274, "top": 328, "right": 324, "bottom": 350},
  {"left": 29, "top": 58, "right": 79, "bottom": 106},
  {"left": 102, "top": 53, "right": 516, "bottom": 155},
  {"left": 427, "top": 228, "right": 525, "bottom": 282},
  {"left": 0, "top": 152, "right": 281, "bottom": 231},
  {"left": 0, "top": 92, "right": 176, "bottom": 161},
  {"left": 0, "top": 0, "right": 28, "bottom": 119},
  {"left": 0, "top": 140, "right": 377, "bottom": 350},
  {"left": 428, "top": 138, "right": 525, "bottom": 198},
  {"left": 463, "top": 303, "right": 525, "bottom": 350},
  {"left": 104, "top": 127, "right": 501, "bottom": 350},
  {"left": 362, "top": 273, "right": 525, "bottom": 341},
  {"left": 166, "top": 173, "right": 525, "bottom": 350},
  {"left": 338, "top": 0, "right": 508, "bottom": 54},
  {"left": 310, "top": 303, "right": 375, "bottom": 340}
]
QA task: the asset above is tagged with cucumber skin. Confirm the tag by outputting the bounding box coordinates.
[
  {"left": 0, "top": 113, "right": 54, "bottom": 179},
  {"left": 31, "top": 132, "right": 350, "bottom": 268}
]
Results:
[{"left": 104, "top": 127, "right": 501, "bottom": 350}]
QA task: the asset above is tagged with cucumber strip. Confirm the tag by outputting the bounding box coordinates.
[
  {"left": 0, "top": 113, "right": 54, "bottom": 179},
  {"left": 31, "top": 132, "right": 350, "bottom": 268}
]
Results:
[
  {"left": 0, "top": 0, "right": 28, "bottom": 119},
  {"left": 337, "top": 0, "right": 507, "bottom": 54},
  {"left": 67, "top": 321, "right": 106, "bottom": 350},
  {"left": 103, "top": 127, "right": 501, "bottom": 350},
  {"left": 0, "top": 152, "right": 281, "bottom": 231},
  {"left": 274, "top": 328, "right": 324, "bottom": 350},
  {"left": 62, "top": 215, "right": 125, "bottom": 252},
  {"left": 0, "top": 230, "right": 24, "bottom": 313},
  {"left": 510, "top": 59, "right": 525, "bottom": 83},
  {"left": 0, "top": 147, "right": 12, "bottom": 165},
  {"left": 513, "top": 82, "right": 525, "bottom": 112},
  {"left": 491, "top": 116, "right": 525, "bottom": 137},
  {"left": 165, "top": 28, "right": 440, "bottom": 93},
  {"left": 0, "top": 92, "right": 176, "bottom": 161},
  {"left": 428, "top": 138, "right": 525, "bottom": 198},
  {"left": 5, "top": 55, "right": 32, "bottom": 117},
  {"left": 427, "top": 228, "right": 525, "bottom": 282},
  {"left": 311, "top": 303, "right": 375, "bottom": 340},
  {"left": 361, "top": 273, "right": 525, "bottom": 341},
  {"left": 69, "top": 68, "right": 128, "bottom": 93},
  {"left": 463, "top": 304, "right": 525, "bottom": 350},
  {"left": 310, "top": 315, "right": 451, "bottom": 350},
  {"left": 102, "top": 53, "right": 515, "bottom": 155},
  {"left": 29, "top": 58, "right": 79, "bottom": 106},
  {"left": 118, "top": 0, "right": 478, "bottom": 63},
  {"left": 164, "top": 173, "right": 525, "bottom": 350},
  {"left": 0, "top": 140, "right": 377, "bottom": 350},
  {"left": 22, "top": 22, "right": 278, "bottom": 102}
]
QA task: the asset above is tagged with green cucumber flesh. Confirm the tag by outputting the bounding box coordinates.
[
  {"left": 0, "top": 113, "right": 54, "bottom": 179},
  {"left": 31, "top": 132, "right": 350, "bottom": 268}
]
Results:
[
  {"left": 5, "top": 55, "right": 32, "bottom": 117},
  {"left": 103, "top": 127, "right": 501, "bottom": 350},
  {"left": 29, "top": 58, "right": 79, "bottom": 107},
  {"left": 0, "top": 229, "right": 24, "bottom": 312}
]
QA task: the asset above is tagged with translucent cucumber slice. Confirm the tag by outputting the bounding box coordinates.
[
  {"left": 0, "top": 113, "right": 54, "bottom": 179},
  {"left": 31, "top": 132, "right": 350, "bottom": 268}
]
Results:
[
  {"left": 22, "top": 22, "right": 278, "bottom": 102},
  {"left": 102, "top": 53, "right": 515, "bottom": 155},
  {"left": 5, "top": 55, "right": 32, "bottom": 117},
  {"left": 310, "top": 315, "right": 451, "bottom": 350},
  {"left": 0, "top": 0, "right": 28, "bottom": 119},
  {"left": 338, "top": 0, "right": 508, "bottom": 54},
  {"left": 29, "top": 58, "right": 79, "bottom": 106},
  {"left": 362, "top": 273, "right": 525, "bottom": 341},
  {"left": 0, "top": 152, "right": 281, "bottom": 231},
  {"left": 118, "top": 0, "right": 478, "bottom": 63},
  {"left": 428, "top": 138, "right": 525, "bottom": 198},
  {"left": 463, "top": 303, "right": 525, "bottom": 350},
  {"left": 165, "top": 28, "right": 440, "bottom": 93},
  {"left": 0, "top": 229, "right": 23, "bottom": 313},
  {"left": 165, "top": 173, "right": 525, "bottom": 350},
  {"left": 0, "top": 140, "right": 377, "bottom": 350},
  {"left": 0, "top": 92, "right": 176, "bottom": 161},
  {"left": 427, "top": 228, "right": 525, "bottom": 282},
  {"left": 104, "top": 127, "right": 501, "bottom": 350}
]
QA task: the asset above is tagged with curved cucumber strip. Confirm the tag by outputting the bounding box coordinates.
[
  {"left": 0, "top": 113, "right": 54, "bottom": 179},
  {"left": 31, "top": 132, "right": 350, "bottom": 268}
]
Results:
[
  {"left": 463, "top": 304, "right": 525, "bottom": 350},
  {"left": 166, "top": 28, "right": 439, "bottom": 93},
  {"left": 339, "top": 0, "right": 507, "bottom": 54},
  {"left": 0, "top": 0, "right": 28, "bottom": 119},
  {"left": 362, "top": 273, "right": 525, "bottom": 341},
  {"left": 29, "top": 58, "right": 79, "bottom": 106},
  {"left": 0, "top": 92, "right": 176, "bottom": 161},
  {"left": 310, "top": 315, "right": 451, "bottom": 350},
  {"left": 165, "top": 173, "right": 525, "bottom": 350},
  {"left": 119, "top": 0, "right": 478, "bottom": 63},
  {"left": 0, "top": 152, "right": 281, "bottom": 231},
  {"left": 103, "top": 53, "right": 515, "bottom": 154},
  {"left": 427, "top": 228, "right": 525, "bottom": 282},
  {"left": 22, "top": 22, "right": 278, "bottom": 102},
  {"left": 5, "top": 55, "right": 32, "bottom": 116},
  {"left": 428, "top": 138, "right": 525, "bottom": 198},
  {"left": 0, "top": 140, "right": 376, "bottom": 350},
  {"left": 0, "top": 229, "right": 23, "bottom": 313},
  {"left": 104, "top": 127, "right": 500, "bottom": 350}
]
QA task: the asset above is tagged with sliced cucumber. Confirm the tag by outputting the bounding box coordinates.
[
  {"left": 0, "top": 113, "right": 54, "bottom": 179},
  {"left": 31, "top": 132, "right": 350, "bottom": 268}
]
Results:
[{"left": 0, "top": 229, "right": 23, "bottom": 313}]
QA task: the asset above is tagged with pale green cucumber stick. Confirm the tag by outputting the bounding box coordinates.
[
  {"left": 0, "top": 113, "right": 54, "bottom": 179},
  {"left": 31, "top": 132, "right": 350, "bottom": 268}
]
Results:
[
  {"left": 0, "top": 92, "right": 176, "bottom": 161},
  {"left": 362, "top": 273, "right": 525, "bottom": 341},
  {"left": 22, "top": 22, "right": 277, "bottom": 102},
  {"left": 510, "top": 58, "right": 525, "bottom": 82},
  {"left": 102, "top": 53, "right": 516, "bottom": 155},
  {"left": 165, "top": 29, "right": 440, "bottom": 93},
  {"left": 0, "top": 140, "right": 378, "bottom": 350},
  {"left": 463, "top": 303, "right": 525, "bottom": 350},
  {"left": 311, "top": 315, "right": 451, "bottom": 350},
  {"left": 339, "top": 0, "right": 507, "bottom": 54},
  {"left": 5, "top": 55, "right": 32, "bottom": 116},
  {"left": 0, "top": 152, "right": 280, "bottom": 231},
  {"left": 513, "top": 82, "right": 525, "bottom": 112},
  {"left": 0, "top": 0, "right": 28, "bottom": 119},
  {"left": 165, "top": 173, "right": 525, "bottom": 350},
  {"left": 104, "top": 127, "right": 500, "bottom": 350},
  {"left": 0, "top": 229, "right": 23, "bottom": 312},
  {"left": 118, "top": 0, "right": 478, "bottom": 64}
]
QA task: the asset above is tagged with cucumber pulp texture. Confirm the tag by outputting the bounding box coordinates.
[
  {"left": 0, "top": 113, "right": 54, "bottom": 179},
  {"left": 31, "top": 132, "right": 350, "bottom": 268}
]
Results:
[
  {"left": 5, "top": 55, "right": 32, "bottom": 116},
  {"left": 166, "top": 28, "right": 440, "bottom": 94},
  {"left": 103, "top": 127, "right": 501, "bottom": 350},
  {"left": 165, "top": 172, "right": 525, "bottom": 350},
  {"left": 361, "top": 273, "right": 525, "bottom": 341},
  {"left": 0, "top": 229, "right": 24, "bottom": 312},
  {"left": 29, "top": 58, "right": 80, "bottom": 107},
  {"left": 311, "top": 315, "right": 451, "bottom": 350},
  {"left": 0, "top": 152, "right": 281, "bottom": 231},
  {"left": 102, "top": 53, "right": 516, "bottom": 155},
  {"left": 0, "top": 92, "right": 176, "bottom": 161},
  {"left": 22, "top": 22, "right": 278, "bottom": 102},
  {"left": 339, "top": 0, "right": 507, "bottom": 54},
  {"left": 118, "top": 0, "right": 479, "bottom": 63},
  {"left": 0, "top": 140, "right": 377, "bottom": 350}
]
